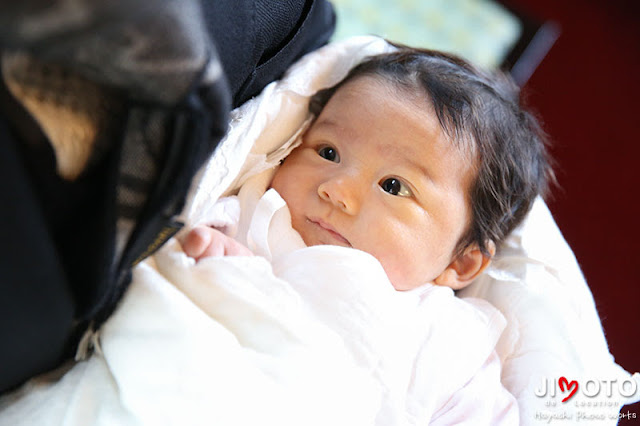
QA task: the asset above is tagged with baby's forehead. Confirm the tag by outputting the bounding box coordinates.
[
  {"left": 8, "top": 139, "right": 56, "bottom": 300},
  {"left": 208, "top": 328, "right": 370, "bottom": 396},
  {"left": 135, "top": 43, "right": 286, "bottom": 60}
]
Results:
[
  {"left": 319, "top": 74, "right": 478, "bottom": 162},
  {"left": 338, "top": 74, "right": 418, "bottom": 101}
]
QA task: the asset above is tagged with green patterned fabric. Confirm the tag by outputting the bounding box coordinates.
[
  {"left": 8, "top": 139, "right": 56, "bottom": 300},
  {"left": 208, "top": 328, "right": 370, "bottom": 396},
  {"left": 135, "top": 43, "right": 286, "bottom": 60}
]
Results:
[{"left": 331, "top": 0, "right": 521, "bottom": 68}]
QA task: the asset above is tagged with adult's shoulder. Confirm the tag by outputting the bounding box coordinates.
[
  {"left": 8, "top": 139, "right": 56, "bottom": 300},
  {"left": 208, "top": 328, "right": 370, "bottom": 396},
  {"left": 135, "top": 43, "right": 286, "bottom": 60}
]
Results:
[{"left": 202, "top": 0, "right": 336, "bottom": 107}]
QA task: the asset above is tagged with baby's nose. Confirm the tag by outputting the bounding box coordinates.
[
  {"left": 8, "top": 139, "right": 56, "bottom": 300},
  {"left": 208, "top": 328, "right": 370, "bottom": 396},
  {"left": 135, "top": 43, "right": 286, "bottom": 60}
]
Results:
[{"left": 317, "top": 176, "right": 360, "bottom": 215}]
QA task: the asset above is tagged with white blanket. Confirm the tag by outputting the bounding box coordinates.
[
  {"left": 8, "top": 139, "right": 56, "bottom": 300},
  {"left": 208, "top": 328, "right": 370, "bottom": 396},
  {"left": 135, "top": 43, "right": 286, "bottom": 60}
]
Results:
[{"left": 0, "top": 250, "right": 380, "bottom": 426}]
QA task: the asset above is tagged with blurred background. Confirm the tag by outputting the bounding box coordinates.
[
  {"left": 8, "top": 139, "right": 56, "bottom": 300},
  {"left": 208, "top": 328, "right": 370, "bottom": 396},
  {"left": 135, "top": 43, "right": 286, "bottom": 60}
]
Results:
[{"left": 331, "top": 0, "right": 639, "bottom": 383}]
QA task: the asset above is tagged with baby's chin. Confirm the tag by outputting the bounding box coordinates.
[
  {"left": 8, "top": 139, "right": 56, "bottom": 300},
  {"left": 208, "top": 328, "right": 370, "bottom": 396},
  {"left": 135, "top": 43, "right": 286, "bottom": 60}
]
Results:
[
  {"left": 294, "top": 222, "right": 426, "bottom": 289},
  {"left": 303, "top": 236, "right": 352, "bottom": 249}
]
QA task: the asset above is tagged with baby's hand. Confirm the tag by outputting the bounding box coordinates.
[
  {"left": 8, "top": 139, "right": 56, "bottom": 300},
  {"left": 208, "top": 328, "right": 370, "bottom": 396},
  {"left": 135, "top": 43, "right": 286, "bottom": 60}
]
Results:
[{"left": 182, "top": 226, "right": 253, "bottom": 261}]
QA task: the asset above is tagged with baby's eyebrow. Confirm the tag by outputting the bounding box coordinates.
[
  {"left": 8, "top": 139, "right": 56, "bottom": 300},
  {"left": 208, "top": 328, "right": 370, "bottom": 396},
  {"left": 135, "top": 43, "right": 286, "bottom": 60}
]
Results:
[
  {"left": 306, "top": 119, "right": 356, "bottom": 143},
  {"left": 379, "top": 142, "right": 433, "bottom": 182},
  {"left": 311, "top": 118, "right": 341, "bottom": 133},
  {"left": 407, "top": 157, "right": 431, "bottom": 179},
  {"left": 403, "top": 157, "right": 435, "bottom": 187}
]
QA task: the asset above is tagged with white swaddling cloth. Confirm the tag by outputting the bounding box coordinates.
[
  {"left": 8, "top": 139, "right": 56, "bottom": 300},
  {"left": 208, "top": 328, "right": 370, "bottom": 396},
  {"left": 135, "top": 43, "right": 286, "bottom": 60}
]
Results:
[{"left": 186, "top": 168, "right": 518, "bottom": 425}]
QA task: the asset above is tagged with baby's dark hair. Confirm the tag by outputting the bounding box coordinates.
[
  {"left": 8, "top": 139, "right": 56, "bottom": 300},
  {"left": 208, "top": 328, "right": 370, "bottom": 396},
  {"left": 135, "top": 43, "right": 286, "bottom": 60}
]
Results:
[{"left": 309, "top": 46, "right": 554, "bottom": 257}]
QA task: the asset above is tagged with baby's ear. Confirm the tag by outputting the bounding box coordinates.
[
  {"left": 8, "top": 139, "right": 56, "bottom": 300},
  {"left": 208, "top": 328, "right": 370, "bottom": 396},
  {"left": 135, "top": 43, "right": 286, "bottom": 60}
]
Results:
[{"left": 433, "top": 241, "right": 495, "bottom": 290}]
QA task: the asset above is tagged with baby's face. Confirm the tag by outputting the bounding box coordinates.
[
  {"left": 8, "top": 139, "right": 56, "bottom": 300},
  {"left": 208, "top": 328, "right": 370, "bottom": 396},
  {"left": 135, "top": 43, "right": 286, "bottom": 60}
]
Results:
[{"left": 271, "top": 76, "right": 476, "bottom": 290}]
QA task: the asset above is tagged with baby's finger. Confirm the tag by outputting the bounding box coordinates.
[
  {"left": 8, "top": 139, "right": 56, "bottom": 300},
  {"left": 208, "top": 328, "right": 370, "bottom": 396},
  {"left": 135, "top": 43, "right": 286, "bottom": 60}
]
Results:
[
  {"left": 199, "top": 234, "right": 226, "bottom": 259},
  {"left": 182, "top": 226, "right": 213, "bottom": 259}
]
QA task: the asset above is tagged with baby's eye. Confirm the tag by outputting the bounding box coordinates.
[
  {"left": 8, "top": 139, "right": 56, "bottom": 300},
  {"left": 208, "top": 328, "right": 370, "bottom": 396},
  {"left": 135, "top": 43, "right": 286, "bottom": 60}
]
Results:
[
  {"left": 379, "top": 177, "right": 412, "bottom": 197},
  {"left": 317, "top": 146, "right": 340, "bottom": 163}
]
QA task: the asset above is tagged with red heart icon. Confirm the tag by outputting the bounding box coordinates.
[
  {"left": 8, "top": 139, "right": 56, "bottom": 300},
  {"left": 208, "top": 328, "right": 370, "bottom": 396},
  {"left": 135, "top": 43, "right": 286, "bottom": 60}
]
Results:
[{"left": 558, "top": 377, "right": 579, "bottom": 402}]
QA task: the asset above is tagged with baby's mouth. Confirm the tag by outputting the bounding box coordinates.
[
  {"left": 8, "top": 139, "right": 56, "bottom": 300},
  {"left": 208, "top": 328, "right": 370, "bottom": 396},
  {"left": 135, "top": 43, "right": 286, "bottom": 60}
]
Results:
[{"left": 307, "top": 218, "right": 352, "bottom": 247}]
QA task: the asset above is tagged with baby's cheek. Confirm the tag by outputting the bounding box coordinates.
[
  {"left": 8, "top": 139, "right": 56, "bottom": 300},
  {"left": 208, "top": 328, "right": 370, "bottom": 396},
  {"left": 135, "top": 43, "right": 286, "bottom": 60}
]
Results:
[
  {"left": 372, "top": 250, "right": 407, "bottom": 290},
  {"left": 380, "top": 246, "right": 437, "bottom": 290}
]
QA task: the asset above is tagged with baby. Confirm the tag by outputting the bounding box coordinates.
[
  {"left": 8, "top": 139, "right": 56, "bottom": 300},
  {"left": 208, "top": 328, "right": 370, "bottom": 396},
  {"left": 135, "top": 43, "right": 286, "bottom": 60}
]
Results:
[
  {"left": 182, "top": 46, "right": 552, "bottom": 423},
  {"left": 185, "top": 46, "right": 551, "bottom": 291}
]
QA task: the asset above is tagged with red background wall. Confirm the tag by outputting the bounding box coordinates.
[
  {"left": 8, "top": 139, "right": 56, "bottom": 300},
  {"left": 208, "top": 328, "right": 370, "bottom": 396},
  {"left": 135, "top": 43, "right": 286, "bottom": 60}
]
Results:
[{"left": 501, "top": 0, "right": 639, "bottom": 377}]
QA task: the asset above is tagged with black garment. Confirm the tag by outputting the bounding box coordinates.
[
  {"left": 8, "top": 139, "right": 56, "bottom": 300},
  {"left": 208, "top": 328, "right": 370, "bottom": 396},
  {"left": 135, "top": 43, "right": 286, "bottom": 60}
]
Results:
[
  {"left": 204, "top": 0, "right": 336, "bottom": 107},
  {"left": 0, "top": 0, "right": 335, "bottom": 393}
]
